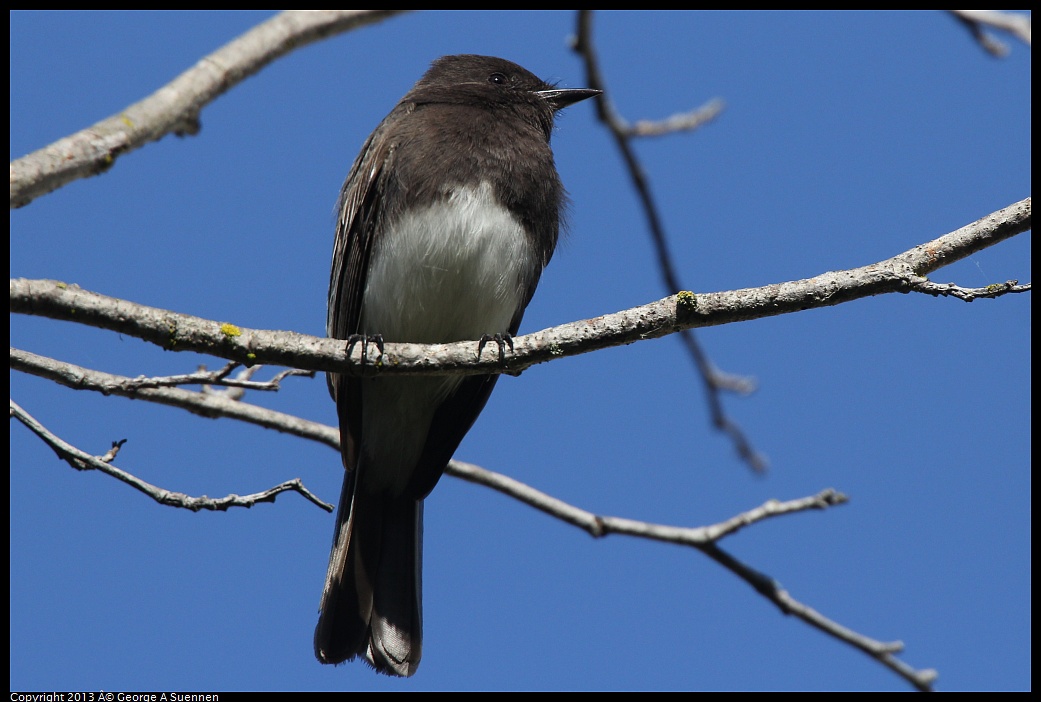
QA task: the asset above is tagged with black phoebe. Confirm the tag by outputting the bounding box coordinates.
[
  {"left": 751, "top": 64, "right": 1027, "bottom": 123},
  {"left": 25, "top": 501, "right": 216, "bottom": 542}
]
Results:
[{"left": 315, "top": 55, "right": 598, "bottom": 676}]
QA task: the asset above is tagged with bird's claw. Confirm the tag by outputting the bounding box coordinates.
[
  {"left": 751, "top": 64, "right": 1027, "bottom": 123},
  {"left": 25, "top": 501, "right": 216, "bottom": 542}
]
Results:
[
  {"left": 478, "top": 332, "right": 514, "bottom": 366},
  {"left": 346, "top": 333, "right": 385, "bottom": 365}
]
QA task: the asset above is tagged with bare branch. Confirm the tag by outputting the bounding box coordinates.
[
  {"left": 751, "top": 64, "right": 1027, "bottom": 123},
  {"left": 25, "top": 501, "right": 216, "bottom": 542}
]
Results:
[
  {"left": 9, "top": 399, "right": 333, "bottom": 512},
  {"left": 571, "top": 10, "right": 765, "bottom": 472},
  {"left": 909, "top": 278, "right": 1030, "bottom": 301},
  {"left": 9, "top": 10, "right": 409, "bottom": 209},
  {"left": 125, "top": 362, "right": 313, "bottom": 392},
  {"left": 449, "top": 460, "right": 847, "bottom": 541},
  {"left": 98, "top": 438, "right": 127, "bottom": 464},
  {"left": 627, "top": 99, "right": 726, "bottom": 138},
  {"left": 949, "top": 10, "right": 1032, "bottom": 57},
  {"left": 10, "top": 347, "right": 339, "bottom": 450},
  {"left": 698, "top": 543, "right": 938, "bottom": 691},
  {"left": 449, "top": 459, "right": 935, "bottom": 690},
  {"left": 10, "top": 197, "right": 1031, "bottom": 380}
]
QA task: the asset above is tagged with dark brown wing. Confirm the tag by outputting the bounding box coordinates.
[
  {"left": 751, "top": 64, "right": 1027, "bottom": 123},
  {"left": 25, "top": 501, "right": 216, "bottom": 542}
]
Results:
[
  {"left": 326, "top": 105, "right": 410, "bottom": 464},
  {"left": 327, "top": 118, "right": 395, "bottom": 343}
]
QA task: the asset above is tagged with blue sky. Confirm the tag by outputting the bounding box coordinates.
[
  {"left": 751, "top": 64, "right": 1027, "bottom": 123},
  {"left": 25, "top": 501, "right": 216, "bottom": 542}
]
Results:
[{"left": 10, "top": 11, "right": 1030, "bottom": 692}]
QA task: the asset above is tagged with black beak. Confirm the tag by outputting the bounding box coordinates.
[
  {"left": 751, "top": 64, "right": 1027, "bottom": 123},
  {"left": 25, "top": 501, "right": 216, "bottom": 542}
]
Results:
[{"left": 537, "top": 87, "right": 602, "bottom": 111}]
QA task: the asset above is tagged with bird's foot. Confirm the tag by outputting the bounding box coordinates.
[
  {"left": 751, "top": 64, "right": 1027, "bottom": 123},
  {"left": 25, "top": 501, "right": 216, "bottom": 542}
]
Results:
[
  {"left": 346, "top": 333, "right": 385, "bottom": 365},
  {"left": 478, "top": 332, "right": 514, "bottom": 366}
]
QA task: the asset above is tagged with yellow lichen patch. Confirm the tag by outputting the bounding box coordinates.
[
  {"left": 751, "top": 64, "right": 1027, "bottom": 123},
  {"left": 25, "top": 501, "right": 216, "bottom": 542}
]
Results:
[
  {"left": 676, "top": 290, "right": 698, "bottom": 309},
  {"left": 219, "top": 323, "right": 242, "bottom": 338}
]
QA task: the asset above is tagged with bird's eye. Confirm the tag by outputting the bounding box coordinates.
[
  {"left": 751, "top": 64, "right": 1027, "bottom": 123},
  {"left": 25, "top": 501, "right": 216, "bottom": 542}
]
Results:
[{"left": 488, "top": 72, "right": 508, "bottom": 85}]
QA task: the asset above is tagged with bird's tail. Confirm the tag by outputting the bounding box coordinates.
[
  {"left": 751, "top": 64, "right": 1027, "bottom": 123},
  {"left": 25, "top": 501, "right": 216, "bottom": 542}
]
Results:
[{"left": 314, "top": 465, "right": 423, "bottom": 677}]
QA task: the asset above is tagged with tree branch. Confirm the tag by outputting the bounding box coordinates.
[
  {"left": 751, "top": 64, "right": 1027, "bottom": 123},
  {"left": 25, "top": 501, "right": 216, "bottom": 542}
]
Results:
[
  {"left": 10, "top": 197, "right": 1031, "bottom": 380},
  {"left": 9, "top": 10, "right": 409, "bottom": 209},
  {"left": 570, "top": 10, "right": 769, "bottom": 472},
  {"left": 697, "top": 542, "right": 938, "bottom": 691},
  {"left": 445, "top": 460, "right": 937, "bottom": 690},
  {"left": 949, "top": 10, "right": 1032, "bottom": 57},
  {"left": 449, "top": 460, "right": 848, "bottom": 541},
  {"left": 9, "top": 399, "right": 333, "bottom": 512},
  {"left": 10, "top": 347, "right": 339, "bottom": 449}
]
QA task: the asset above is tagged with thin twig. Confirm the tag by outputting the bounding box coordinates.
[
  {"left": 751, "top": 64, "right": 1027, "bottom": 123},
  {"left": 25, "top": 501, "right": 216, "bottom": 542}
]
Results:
[
  {"left": 122, "top": 362, "right": 314, "bottom": 392},
  {"left": 698, "top": 543, "right": 938, "bottom": 691},
  {"left": 571, "top": 10, "right": 767, "bottom": 472},
  {"left": 449, "top": 459, "right": 936, "bottom": 690},
  {"left": 10, "top": 347, "right": 339, "bottom": 449},
  {"left": 449, "top": 460, "right": 847, "bottom": 542},
  {"left": 949, "top": 10, "right": 1032, "bottom": 57},
  {"left": 628, "top": 99, "right": 726, "bottom": 137},
  {"left": 9, "top": 399, "right": 333, "bottom": 512},
  {"left": 909, "top": 278, "right": 1029, "bottom": 301}
]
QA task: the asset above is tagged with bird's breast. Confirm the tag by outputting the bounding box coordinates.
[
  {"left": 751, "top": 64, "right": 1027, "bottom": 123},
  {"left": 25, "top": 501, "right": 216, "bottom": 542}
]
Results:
[{"left": 361, "top": 181, "right": 537, "bottom": 343}]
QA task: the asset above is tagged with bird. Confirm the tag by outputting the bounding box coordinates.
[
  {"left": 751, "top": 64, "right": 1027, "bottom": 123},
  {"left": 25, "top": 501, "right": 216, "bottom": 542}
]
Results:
[{"left": 315, "top": 54, "right": 599, "bottom": 676}]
